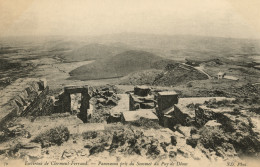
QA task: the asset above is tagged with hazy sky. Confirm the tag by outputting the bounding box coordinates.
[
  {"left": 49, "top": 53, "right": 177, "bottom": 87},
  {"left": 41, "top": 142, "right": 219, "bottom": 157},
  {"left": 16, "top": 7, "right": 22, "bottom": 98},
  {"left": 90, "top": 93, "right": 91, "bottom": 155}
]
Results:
[{"left": 0, "top": 0, "right": 260, "bottom": 38}]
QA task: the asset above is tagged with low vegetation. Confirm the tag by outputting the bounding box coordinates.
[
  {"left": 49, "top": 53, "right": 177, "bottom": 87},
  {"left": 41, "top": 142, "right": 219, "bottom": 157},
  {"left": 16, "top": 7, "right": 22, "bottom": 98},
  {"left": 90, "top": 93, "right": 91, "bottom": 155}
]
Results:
[
  {"left": 32, "top": 126, "right": 70, "bottom": 148},
  {"left": 129, "top": 117, "right": 162, "bottom": 130}
]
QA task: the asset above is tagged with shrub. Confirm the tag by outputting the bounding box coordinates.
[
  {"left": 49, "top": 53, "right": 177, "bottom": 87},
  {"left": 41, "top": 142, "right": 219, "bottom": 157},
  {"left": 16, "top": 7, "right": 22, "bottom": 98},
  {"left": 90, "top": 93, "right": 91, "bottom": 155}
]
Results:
[
  {"left": 32, "top": 126, "right": 70, "bottom": 148},
  {"left": 129, "top": 117, "right": 162, "bottom": 129},
  {"left": 82, "top": 131, "right": 98, "bottom": 139},
  {"left": 199, "top": 127, "right": 227, "bottom": 150}
]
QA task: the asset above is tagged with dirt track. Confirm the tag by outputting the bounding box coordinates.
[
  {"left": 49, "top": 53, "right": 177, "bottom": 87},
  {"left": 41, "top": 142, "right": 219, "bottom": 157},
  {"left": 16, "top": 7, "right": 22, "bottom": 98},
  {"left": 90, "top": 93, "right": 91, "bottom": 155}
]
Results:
[{"left": 182, "top": 63, "right": 212, "bottom": 79}]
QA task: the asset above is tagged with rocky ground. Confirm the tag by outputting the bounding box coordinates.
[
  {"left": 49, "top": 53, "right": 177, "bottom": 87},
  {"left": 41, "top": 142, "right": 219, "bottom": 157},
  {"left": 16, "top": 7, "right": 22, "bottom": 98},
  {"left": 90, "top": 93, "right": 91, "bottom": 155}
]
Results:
[
  {"left": 0, "top": 85, "right": 259, "bottom": 167},
  {"left": 0, "top": 116, "right": 219, "bottom": 166}
]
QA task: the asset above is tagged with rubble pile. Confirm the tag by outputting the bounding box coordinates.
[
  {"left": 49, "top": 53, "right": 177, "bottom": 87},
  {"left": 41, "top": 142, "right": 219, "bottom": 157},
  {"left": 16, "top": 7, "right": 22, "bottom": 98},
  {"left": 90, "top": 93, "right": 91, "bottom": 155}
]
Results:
[
  {"left": 89, "top": 87, "right": 120, "bottom": 123},
  {"left": 217, "top": 114, "right": 260, "bottom": 157},
  {"left": 194, "top": 102, "right": 260, "bottom": 158},
  {"left": 93, "top": 88, "right": 120, "bottom": 107},
  {"left": 198, "top": 126, "right": 237, "bottom": 158},
  {"left": 83, "top": 127, "right": 183, "bottom": 159}
]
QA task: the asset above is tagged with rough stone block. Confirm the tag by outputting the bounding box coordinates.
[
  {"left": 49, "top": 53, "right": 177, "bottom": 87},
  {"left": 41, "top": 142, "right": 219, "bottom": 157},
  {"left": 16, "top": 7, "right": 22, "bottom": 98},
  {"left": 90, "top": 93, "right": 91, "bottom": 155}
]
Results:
[
  {"left": 64, "top": 85, "right": 88, "bottom": 94},
  {"left": 134, "top": 86, "right": 150, "bottom": 97},
  {"left": 158, "top": 91, "right": 178, "bottom": 112}
]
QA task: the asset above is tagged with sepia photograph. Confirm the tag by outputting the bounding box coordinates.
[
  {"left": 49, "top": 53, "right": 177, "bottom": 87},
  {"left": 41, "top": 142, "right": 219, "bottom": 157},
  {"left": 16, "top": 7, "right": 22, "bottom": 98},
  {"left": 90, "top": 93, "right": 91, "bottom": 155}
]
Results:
[{"left": 0, "top": 0, "right": 260, "bottom": 167}]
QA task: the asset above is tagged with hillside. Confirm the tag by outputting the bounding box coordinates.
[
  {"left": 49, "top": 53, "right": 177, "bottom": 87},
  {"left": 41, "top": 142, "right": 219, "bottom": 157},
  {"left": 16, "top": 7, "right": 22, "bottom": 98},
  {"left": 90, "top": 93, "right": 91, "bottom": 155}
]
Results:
[
  {"left": 60, "top": 43, "right": 128, "bottom": 62},
  {"left": 69, "top": 50, "right": 175, "bottom": 80},
  {"left": 119, "top": 69, "right": 163, "bottom": 85},
  {"left": 153, "top": 64, "right": 209, "bottom": 86},
  {"left": 119, "top": 63, "right": 208, "bottom": 86}
]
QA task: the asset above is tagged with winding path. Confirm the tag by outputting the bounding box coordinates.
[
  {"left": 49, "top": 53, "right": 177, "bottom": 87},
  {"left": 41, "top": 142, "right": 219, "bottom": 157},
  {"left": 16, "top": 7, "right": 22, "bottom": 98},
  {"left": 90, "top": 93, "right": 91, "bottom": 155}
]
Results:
[{"left": 181, "top": 63, "right": 212, "bottom": 79}]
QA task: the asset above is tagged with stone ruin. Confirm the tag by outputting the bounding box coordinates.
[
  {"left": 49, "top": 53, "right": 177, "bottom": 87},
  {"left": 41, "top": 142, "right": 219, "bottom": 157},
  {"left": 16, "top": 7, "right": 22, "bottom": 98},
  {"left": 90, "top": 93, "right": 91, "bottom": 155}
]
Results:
[
  {"left": 156, "top": 91, "right": 179, "bottom": 128},
  {"left": 157, "top": 91, "right": 179, "bottom": 112},
  {"left": 127, "top": 86, "right": 182, "bottom": 126},
  {"left": 158, "top": 96, "right": 236, "bottom": 129},
  {"left": 0, "top": 78, "right": 52, "bottom": 128},
  {"left": 0, "top": 78, "right": 91, "bottom": 128},
  {"left": 195, "top": 105, "right": 233, "bottom": 127},
  {"left": 54, "top": 85, "right": 91, "bottom": 123},
  {"left": 129, "top": 86, "right": 156, "bottom": 111}
]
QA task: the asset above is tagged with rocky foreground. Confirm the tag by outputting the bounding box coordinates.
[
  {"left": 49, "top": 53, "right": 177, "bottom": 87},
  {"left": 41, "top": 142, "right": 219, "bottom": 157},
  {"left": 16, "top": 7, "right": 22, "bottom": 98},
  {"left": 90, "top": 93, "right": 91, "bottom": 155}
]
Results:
[{"left": 0, "top": 84, "right": 259, "bottom": 167}]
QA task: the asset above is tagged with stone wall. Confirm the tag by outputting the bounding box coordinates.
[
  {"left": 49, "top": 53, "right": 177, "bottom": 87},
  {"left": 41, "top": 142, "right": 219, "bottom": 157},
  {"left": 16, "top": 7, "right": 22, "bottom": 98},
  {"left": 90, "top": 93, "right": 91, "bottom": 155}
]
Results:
[
  {"left": 161, "top": 105, "right": 193, "bottom": 129},
  {"left": 129, "top": 93, "right": 155, "bottom": 111},
  {"left": 0, "top": 78, "right": 52, "bottom": 128},
  {"left": 20, "top": 86, "right": 54, "bottom": 116},
  {"left": 53, "top": 85, "right": 90, "bottom": 123}
]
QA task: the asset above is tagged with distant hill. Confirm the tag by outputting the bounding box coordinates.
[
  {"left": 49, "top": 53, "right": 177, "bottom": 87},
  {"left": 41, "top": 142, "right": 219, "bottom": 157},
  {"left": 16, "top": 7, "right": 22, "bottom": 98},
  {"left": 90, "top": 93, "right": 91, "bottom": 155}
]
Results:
[
  {"left": 60, "top": 43, "right": 129, "bottom": 62},
  {"left": 49, "top": 41, "right": 82, "bottom": 52},
  {"left": 92, "top": 33, "right": 260, "bottom": 62},
  {"left": 69, "top": 50, "right": 175, "bottom": 80}
]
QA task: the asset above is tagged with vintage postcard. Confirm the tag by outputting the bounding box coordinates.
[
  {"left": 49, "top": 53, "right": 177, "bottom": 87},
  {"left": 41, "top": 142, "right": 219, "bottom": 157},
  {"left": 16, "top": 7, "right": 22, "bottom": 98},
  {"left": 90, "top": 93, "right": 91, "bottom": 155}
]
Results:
[{"left": 0, "top": 0, "right": 259, "bottom": 167}]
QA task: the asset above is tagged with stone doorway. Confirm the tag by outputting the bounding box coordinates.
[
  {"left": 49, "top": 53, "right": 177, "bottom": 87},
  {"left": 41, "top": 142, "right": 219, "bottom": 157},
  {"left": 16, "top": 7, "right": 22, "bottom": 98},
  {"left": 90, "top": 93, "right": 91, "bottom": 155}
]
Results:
[{"left": 61, "top": 85, "right": 90, "bottom": 123}]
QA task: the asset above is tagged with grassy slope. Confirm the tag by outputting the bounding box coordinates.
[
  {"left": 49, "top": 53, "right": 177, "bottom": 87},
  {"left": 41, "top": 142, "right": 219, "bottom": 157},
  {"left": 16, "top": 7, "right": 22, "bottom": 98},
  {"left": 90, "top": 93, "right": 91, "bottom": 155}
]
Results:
[
  {"left": 69, "top": 50, "right": 172, "bottom": 80},
  {"left": 153, "top": 65, "right": 208, "bottom": 86},
  {"left": 119, "top": 64, "right": 209, "bottom": 86},
  {"left": 119, "top": 69, "right": 163, "bottom": 85}
]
